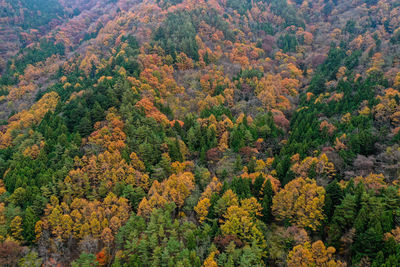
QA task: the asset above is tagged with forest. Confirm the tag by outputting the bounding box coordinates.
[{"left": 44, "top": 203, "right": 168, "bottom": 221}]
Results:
[{"left": 0, "top": 0, "right": 400, "bottom": 266}]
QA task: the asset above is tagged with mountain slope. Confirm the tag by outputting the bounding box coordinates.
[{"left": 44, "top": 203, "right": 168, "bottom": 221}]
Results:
[{"left": 0, "top": 0, "right": 399, "bottom": 266}]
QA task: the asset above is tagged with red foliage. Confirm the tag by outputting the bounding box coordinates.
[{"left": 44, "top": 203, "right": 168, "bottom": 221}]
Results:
[
  {"left": 309, "top": 54, "right": 327, "bottom": 68},
  {"left": 261, "top": 35, "right": 275, "bottom": 55},
  {"left": 214, "top": 235, "right": 243, "bottom": 251},
  {"left": 0, "top": 241, "right": 24, "bottom": 266},
  {"left": 206, "top": 147, "right": 223, "bottom": 162},
  {"left": 96, "top": 249, "right": 108, "bottom": 266},
  {"left": 239, "top": 146, "right": 259, "bottom": 159},
  {"left": 272, "top": 109, "right": 290, "bottom": 130},
  {"left": 135, "top": 98, "right": 170, "bottom": 125}
]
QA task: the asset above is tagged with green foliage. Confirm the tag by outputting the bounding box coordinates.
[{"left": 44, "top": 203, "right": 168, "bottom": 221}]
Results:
[
  {"left": 226, "top": 0, "right": 253, "bottom": 15},
  {"left": 22, "top": 207, "right": 38, "bottom": 243},
  {"left": 154, "top": 11, "right": 199, "bottom": 60},
  {"left": 1, "top": 0, "right": 65, "bottom": 30},
  {"left": 0, "top": 1, "right": 399, "bottom": 266},
  {"left": 1, "top": 39, "right": 65, "bottom": 86},
  {"left": 268, "top": 0, "right": 305, "bottom": 28},
  {"left": 71, "top": 253, "right": 97, "bottom": 267},
  {"left": 324, "top": 180, "right": 344, "bottom": 221},
  {"left": 277, "top": 34, "right": 298, "bottom": 53},
  {"left": 116, "top": 204, "right": 203, "bottom": 267},
  {"left": 261, "top": 180, "right": 274, "bottom": 223}
]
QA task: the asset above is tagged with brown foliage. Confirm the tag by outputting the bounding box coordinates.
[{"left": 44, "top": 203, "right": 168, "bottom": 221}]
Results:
[
  {"left": 0, "top": 240, "right": 24, "bottom": 266},
  {"left": 213, "top": 235, "right": 243, "bottom": 251}
]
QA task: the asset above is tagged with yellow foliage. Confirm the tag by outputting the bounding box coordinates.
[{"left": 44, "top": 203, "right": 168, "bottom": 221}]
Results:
[
  {"left": 201, "top": 177, "right": 222, "bottom": 200},
  {"left": 220, "top": 197, "right": 264, "bottom": 244},
  {"left": 203, "top": 251, "right": 219, "bottom": 267},
  {"left": 138, "top": 172, "right": 195, "bottom": 216},
  {"left": 354, "top": 173, "right": 387, "bottom": 192},
  {"left": 272, "top": 177, "right": 325, "bottom": 231},
  {"left": 385, "top": 226, "right": 400, "bottom": 243},
  {"left": 194, "top": 198, "right": 211, "bottom": 223},
  {"left": 10, "top": 216, "right": 23, "bottom": 241},
  {"left": 37, "top": 193, "right": 130, "bottom": 242},
  {"left": 288, "top": 240, "right": 344, "bottom": 267},
  {"left": 359, "top": 106, "right": 371, "bottom": 116},
  {"left": 291, "top": 153, "right": 335, "bottom": 180},
  {"left": 395, "top": 72, "right": 400, "bottom": 88},
  {"left": 0, "top": 92, "right": 59, "bottom": 148}
]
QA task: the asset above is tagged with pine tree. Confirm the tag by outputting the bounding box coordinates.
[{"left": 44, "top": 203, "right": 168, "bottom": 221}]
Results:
[
  {"left": 261, "top": 180, "right": 274, "bottom": 223},
  {"left": 78, "top": 115, "right": 92, "bottom": 137},
  {"left": 324, "top": 180, "right": 344, "bottom": 221},
  {"left": 252, "top": 175, "right": 264, "bottom": 199},
  {"left": 23, "top": 207, "right": 38, "bottom": 243},
  {"left": 187, "top": 127, "right": 197, "bottom": 151},
  {"left": 234, "top": 155, "right": 243, "bottom": 173},
  {"left": 91, "top": 101, "right": 104, "bottom": 122}
]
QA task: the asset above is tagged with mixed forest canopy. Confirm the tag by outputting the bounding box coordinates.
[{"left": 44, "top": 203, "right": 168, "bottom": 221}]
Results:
[{"left": 0, "top": 0, "right": 400, "bottom": 266}]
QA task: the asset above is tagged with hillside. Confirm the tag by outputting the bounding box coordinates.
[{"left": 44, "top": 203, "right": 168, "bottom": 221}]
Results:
[{"left": 0, "top": 0, "right": 400, "bottom": 266}]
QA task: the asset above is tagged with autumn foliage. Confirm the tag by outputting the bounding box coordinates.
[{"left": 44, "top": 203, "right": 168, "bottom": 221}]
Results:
[
  {"left": 0, "top": 0, "right": 399, "bottom": 265},
  {"left": 272, "top": 177, "right": 325, "bottom": 231}
]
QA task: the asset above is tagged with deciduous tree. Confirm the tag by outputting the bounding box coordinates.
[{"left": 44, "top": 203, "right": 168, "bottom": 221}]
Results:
[{"left": 272, "top": 177, "right": 325, "bottom": 231}]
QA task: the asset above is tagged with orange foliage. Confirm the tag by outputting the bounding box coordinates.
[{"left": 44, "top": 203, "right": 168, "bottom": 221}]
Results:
[
  {"left": 320, "top": 120, "right": 337, "bottom": 135},
  {"left": 62, "top": 150, "right": 149, "bottom": 200},
  {"left": 384, "top": 226, "right": 400, "bottom": 243},
  {"left": 288, "top": 240, "right": 345, "bottom": 267},
  {"left": 199, "top": 66, "right": 229, "bottom": 95},
  {"left": 22, "top": 144, "right": 43, "bottom": 159},
  {"left": 135, "top": 98, "right": 170, "bottom": 125},
  {"left": 354, "top": 173, "right": 387, "bottom": 192},
  {"left": 88, "top": 109, "right": 126, "bottom": 152},
  {"left": 175, "top": 52, "right": 194, "bottom": 70},
  {"left": 35, "top": 193, "right": 130, "bottom": 242},
  {"left": 79, "top": 52, "right": 101, "bottom": 76},
  {"left": 96, "top": 249, "right": 109, "bottom": 266},
  {"left": 137, "top": 53, "right": 183, "bottom": 97},
  {"left": 255, "top": 74, "right": 292, "bottom": 111},
  {"left": 7, "top": 83, "right": 37, "bottom": 101},
  {"left": 272, "top": 177, "right": 325, "bottom": 231},
  {"left": 200, "top": 177, "right": 223, "bottom": 200},
  {"left": 138, "top": 172, "right": 195, "bottom": 216},
  {"left": 374, "top": 88, "right": 400, "bottom": 126},
  {"left": 240, "top": 170, "right": 281, "bottom": 194},
  {"left": 334, "top": 134, "right": 347, "bottom": 151},
  {"left": 0, "top": 92, "right": 59, "bottom": 148},
  {"left": 291, "top": 153, "right": 336, "bottom": 180}
]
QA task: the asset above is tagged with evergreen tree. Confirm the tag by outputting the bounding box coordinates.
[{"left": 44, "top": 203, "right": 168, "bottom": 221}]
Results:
[
  {"left": 261, "top": 179, "right": 274, "bottom": 223},
  {"left": 23, "top": 207, "right": 38, "bottom": 243}
]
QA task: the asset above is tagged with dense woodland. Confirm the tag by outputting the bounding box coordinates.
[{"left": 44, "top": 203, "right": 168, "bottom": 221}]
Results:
[{"left": 0, "top": 0, "right": 400, "bottom": 266}]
